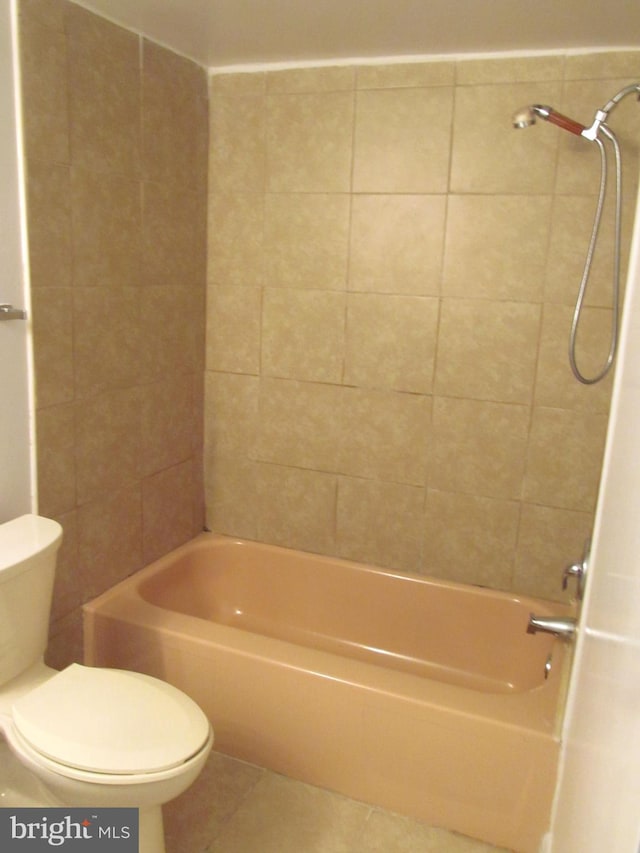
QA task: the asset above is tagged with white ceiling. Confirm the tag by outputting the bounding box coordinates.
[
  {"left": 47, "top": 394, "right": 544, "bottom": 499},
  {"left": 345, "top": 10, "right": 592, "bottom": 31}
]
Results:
[{"left": 75, "top": 0, "right": 640, "bottom": 69}]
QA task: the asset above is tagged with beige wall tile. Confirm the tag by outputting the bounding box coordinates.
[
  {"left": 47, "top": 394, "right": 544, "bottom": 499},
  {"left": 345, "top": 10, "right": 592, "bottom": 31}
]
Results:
[
  {"left": 142, "top": 40, "right": 208, "bottom": 191},
  {"left": 524, "top": 406, "right": 609, "bottom": 510},
  {"left": 565, "top": 51, "right": 640, "bottom": 81},
  {"left": 74, "top": 388, "right": 142, "bottom": 505},
  {"left": 143, "top": 183, "right": 207, "bottom": 287},
  {"left": 424, "top": 489, "right": 519, "bottom": 589},
  {"left": 344, "top": 293, "right": 438, "bottom": 393},
  {"left": 206, "top": 285, "right": 262, "bottom": 374},
  {"left": 456, "top": 55, "right": 565, "bottom": 85},
  {"left": 208, "top": 193, "right": 264, "bottom": 286},
  {"left": 31, "top": 288, "right": 74, "bottom": 408},
  {"left": 49, "top": 511, "right": 81, "bottom": 623},
  {"left": 77, "top": 484, "right": 143, "bottom": 599},
  {"left": 73, "top": 288, "right": 144, "bottom": 397},
  {"left": 204, "top": 372, "right": 259, "bottom": 459},
  {"left": 191, "top": 444, "right": 206, "bottom": 534},
  {"left": 264, "top": 194, "right": 350, "bottom": 290},
  {"left": 442, "top": 195, "right": 552, "bottom": 301},
  {"left": 71, "top": 168, "right": 141, "bottom": 288},
  {"left": 348, "top": 195, "right": 446, "bottom": 295},
  {"left": 65, "top": 2, "right": 137, "bottom": 64},
  {"left": 257, "top": 378, "right": 344, "bottom": 472},
  {"left": 19, "top": 11, "right": 69, "bottom": 163},
  {"left": 544, "top": 194, "right": 629, "bottom": 307},
  {"left": 21, "top": 0, "right": 66, "bottom": 31},
  {"left": 205, "top": 456, "right": 261, "bottom": 540},
  {"left": 210, "top": 72, "right": 266, "bottom": 98},
  {"left": 435, "top": 299, "right": 541, "bottom": 404},
  {"left": 618, "top": 190, "right": 637, "bottom": 292},
  {"left": 256, "top": 464, "right": 337, "bottom": 554},
  {"left": 353, "top": 87, "right": 453, "bottom": 192},
  {"left": 142, "top": 461, "right": 199, "bottom": 563},
  {"left": 341, "top": 389, "right": 430, "bottom": 485},
  {"left": 336, "top": 477, "right": 424, "bottom": 572},
  {"left": 514, "top": 503, "right": 594, "bottom": 601},
  {"left": 66, "top": 4, "right": 140, "bottom": 176},
  {"left": 356, "top": 61, "right": 455, "bottom": 89},
  {"left": 430, "top": 397, "right": 529, "bottom": 500},
  {"left": 140, "top": 286, "right": 204, "bottom": 380},
  {"left": 46, "top": 609, "right": 83, "bottom": 670},
  {"left": 267, "top": 66, "right": 355, "bottom": 93},
  {"left": 262, "top": 289, "right": 346, "bottom": 383},
  {"left": 450, "top": 82, "right": 563, "bottom": 193},
  {"left": 140, "top": 376, "right": 195, "bottom": 476},
  {"left": 209, "top": 95, "right": 266, "bottom": 192},
  {"left": 26, "top": 161, "right": 72, "bottom": 289},
  {"left": 36, "top": 404, "right": 76, "bottom": 518},
  {"left": 535, "top": 304, "right": 615, "bottom": 412},
  {"left": 192, "top": 367, "right": 205, "bottom": 425},
  {"left": 266, "top": 91, "right": 354, "bottom": 192},
  {"left": 554, "top": 132, "right": 606, "bottom": 198}
]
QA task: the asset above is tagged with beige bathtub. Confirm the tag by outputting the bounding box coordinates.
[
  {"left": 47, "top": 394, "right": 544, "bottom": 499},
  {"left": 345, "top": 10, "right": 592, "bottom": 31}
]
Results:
[{"left": 83, "top": 533, "right": 571, "bottom": 852}]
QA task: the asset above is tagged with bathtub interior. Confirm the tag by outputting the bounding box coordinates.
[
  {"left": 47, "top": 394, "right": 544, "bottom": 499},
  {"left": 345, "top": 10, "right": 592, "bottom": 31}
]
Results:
[{"left": 135, "top": 536, "right": 564, "bottom": 694}]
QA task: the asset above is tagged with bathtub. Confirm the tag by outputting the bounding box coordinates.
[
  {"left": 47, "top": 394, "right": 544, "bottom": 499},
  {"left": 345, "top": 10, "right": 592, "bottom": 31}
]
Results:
[{"left": 83, "top": 533, "right": 571, "bottom": 852}]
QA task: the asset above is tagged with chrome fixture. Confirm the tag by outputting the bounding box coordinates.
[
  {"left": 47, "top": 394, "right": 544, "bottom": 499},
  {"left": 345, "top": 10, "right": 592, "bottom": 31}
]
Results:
[
  {"left": 544, "top": 653, "right": 553, "bottom": 680},
  {"left": 562, "top": 538, "right": 590, "bottom": 600},
  {"left": 527, "top": 614, "right": 577, "bottom": 639},
  {"left": 0, "top": 303, "right": 26, "bottom": 321},
  {"left": 513, "top": 82, "right": 640, "bottom": 384}
]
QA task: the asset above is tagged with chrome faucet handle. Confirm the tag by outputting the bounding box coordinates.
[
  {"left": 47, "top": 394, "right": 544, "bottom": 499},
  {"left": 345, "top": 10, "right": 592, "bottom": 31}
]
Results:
[
  {"left": 562, "top": 538, "right": 591, "bottom": 599},
  {"left": 562, "top": 561, "right": 583, "bottom": 590}
]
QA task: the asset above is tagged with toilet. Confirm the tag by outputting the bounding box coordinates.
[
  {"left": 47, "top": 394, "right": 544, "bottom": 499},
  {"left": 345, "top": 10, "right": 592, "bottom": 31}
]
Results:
[{"left": 0, "top": 514, "right": 213, "bottom": 853}]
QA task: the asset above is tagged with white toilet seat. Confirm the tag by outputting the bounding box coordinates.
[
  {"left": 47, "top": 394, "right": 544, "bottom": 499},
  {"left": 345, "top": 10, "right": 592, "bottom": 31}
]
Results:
[
  {"left": 7, "top": 722, "right": 214, "bottom": 788},
  {"left": 11, "top": 664, "right": 212, "bottom": 778}
]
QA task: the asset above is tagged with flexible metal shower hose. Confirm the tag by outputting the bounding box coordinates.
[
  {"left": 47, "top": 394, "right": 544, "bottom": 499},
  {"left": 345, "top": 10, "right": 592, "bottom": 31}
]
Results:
[{"left": 569, "top": 125, "right": 622, "bottom": 384}]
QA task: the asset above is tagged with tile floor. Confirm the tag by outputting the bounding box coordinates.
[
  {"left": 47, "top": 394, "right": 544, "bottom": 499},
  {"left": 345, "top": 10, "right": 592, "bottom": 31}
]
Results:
[{"left": 163, "top": 751, "right": 512, "bottom": 853}]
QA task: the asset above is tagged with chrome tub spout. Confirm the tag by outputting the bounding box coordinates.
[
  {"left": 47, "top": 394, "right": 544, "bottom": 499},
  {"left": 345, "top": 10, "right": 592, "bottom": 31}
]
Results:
[{"left": 527, "top": 614, "right": 577, "bottom": 639}]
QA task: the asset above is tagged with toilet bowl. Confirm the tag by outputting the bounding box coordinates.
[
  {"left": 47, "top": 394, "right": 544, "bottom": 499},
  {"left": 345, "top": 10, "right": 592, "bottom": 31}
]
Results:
[
  {"left": 0, "top": 664, "right": 213, "bottom": 852},
  {"left": 0, "top": 515, "right": 214, "bottom": 853}
]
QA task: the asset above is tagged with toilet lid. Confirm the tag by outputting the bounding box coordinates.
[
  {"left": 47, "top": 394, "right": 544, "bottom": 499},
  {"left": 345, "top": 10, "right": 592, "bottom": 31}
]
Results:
[{"left": 12, "top": 664, "right": 211, "bottom": 774}]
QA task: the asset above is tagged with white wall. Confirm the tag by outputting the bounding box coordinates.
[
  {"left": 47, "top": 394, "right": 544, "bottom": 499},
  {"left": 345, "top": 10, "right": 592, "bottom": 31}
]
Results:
[
  {"left": 0, "top": 0, "right": 35, "bottom": 522},
  {"left": 549, "top": 176, "right": 640, "bottom": 849}
]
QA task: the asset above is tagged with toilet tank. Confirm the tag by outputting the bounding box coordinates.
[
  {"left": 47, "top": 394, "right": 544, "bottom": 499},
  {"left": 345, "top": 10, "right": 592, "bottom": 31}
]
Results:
[{"left": 0, "top": 515, "right": 63, "bottom": 685}]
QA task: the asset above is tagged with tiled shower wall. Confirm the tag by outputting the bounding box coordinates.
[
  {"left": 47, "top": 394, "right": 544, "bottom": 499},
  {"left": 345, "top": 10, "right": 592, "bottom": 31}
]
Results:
[
  {"left": 205, "top": 51, "right": 640, "bottom": 601},
  {"left": 19, "top": 0, "right": 208, "bottom": 664}
]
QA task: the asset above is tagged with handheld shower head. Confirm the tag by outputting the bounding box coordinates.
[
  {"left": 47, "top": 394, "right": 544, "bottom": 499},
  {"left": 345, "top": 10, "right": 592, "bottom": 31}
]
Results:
[
  {"left": 512, "top": 105, "right": 537, "bottom": 129},
  {"left": 512, "top": 104, "right": 586, "bottom": 136}
]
